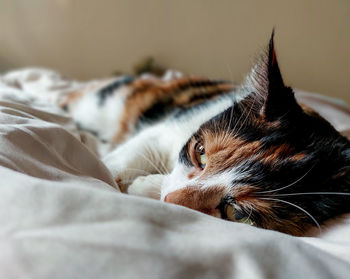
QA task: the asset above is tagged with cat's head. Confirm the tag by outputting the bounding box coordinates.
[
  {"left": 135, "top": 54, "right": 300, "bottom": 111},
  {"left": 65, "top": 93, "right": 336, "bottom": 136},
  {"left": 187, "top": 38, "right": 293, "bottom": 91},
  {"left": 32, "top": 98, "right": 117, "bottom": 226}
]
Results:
[{"left": 162, "top": 33, "right": 350, "bottom": 235}]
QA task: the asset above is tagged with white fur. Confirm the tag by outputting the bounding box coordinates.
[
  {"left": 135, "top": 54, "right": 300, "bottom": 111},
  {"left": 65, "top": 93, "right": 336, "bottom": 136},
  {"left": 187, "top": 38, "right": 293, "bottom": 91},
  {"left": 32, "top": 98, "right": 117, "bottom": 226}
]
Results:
[
  {"left": 128, "top": 174, "right": 164, "bottom": 199},
  {"left": 161, "top": 163, "right": 248, "bottom": 201},
  {"left": 72, "top": 86, "right": 129, "bottom": 141},
  {"left": 103, "top": 91, "right": 244, "bottom": 198}
]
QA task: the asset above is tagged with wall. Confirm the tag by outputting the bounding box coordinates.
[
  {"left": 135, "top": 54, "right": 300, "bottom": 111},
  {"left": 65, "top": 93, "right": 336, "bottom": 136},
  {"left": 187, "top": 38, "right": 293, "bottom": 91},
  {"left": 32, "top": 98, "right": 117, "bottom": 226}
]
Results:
[{"left": 0, "top": 0, "right": 349, "bottom": 103}]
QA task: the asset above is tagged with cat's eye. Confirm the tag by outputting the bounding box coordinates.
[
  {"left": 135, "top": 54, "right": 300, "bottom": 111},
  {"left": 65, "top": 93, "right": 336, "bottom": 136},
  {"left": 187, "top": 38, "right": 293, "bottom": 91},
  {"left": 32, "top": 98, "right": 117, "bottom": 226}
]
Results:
[
  {"left": 194, "top": 143, "right": 206, "bottom": 169},
  {"left": 225, "top": 205, "right": 254, "bottom": 226}
]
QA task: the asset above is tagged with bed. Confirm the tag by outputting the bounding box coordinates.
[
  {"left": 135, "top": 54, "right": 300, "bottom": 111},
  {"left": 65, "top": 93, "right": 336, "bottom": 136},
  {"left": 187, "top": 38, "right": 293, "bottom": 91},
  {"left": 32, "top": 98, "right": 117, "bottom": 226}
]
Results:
[{"left": 1, "top": 68, "right": 350, "bottom": 279}]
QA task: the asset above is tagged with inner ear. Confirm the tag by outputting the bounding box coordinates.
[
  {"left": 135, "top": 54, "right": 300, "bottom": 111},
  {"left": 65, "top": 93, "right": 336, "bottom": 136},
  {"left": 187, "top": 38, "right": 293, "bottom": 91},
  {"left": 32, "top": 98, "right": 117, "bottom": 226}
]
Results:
[{"left": 243, "top": 31, "right": 300, "bottom": 121}]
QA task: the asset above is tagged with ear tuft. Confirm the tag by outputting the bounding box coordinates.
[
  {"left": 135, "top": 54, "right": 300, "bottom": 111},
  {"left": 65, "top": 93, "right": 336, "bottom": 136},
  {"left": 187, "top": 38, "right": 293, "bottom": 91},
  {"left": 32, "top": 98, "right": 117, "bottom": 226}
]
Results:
[
  {"left": 269, "top": 29, "right": 277, "bottom": 67},
  {"left": 243, "top": 30, "right": 299, "bottom": 121}
]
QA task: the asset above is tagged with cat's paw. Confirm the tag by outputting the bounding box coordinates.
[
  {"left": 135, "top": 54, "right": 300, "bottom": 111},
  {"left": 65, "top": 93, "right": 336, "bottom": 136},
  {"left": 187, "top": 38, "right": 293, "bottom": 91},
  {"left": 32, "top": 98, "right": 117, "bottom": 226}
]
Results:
[
  {"left": 103, "top": 150, "right": 149, "bottom": 192},
  {"left": 112, "top": 168, "right": 143, "bottom": 193},
  {"left": 127, "top": 174, "right": 164, "bottom": 200}
]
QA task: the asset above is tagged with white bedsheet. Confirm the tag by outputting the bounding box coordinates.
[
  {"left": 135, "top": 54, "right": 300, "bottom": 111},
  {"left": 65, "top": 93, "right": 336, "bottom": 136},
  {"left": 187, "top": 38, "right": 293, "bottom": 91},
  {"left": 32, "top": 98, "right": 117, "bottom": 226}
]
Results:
[{"left": 0, "top": 69, "right": 350, "bottom": 279}]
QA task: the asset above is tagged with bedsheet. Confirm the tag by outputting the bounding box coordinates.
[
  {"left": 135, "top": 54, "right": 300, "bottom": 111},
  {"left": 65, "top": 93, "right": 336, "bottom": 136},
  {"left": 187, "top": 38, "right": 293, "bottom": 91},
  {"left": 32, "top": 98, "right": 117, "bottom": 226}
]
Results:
[{"left": 0, "top": 68, "right": 350, "bottom": 279}]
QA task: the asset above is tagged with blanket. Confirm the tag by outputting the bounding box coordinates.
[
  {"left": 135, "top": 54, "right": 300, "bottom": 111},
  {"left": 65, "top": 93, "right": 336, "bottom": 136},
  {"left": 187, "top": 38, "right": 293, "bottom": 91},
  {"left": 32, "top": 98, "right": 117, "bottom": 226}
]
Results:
[{"left": 1, "top": 68, "right": 350, "bottom": 279}]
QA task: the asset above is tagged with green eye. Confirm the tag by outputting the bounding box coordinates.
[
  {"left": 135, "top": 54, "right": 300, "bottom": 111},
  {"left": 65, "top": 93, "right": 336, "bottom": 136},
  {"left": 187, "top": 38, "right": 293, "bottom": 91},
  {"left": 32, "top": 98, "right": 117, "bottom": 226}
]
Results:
[
  {"left": 225, "top": 205, "right": 254, "bottom": 226},
  {"left": 195, "top": 143, "right": 206, "bottom": 169},
  {"left": 199, "top": 153, "right": 206, "bottom": 167},
  {"left": 238, "top": 216, "right": 255, "bottom": 226},
  {"left": 225, "top": 204, "right": 236, "bottom": 221}
]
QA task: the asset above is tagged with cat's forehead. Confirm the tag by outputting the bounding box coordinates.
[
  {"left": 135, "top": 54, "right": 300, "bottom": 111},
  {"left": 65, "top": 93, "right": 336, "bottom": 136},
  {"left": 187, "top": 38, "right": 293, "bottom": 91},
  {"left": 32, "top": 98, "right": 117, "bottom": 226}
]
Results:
[
  {"left": 196, "top": 128, "right": 307, "bottom": 175},
  {"left": 201, "top": 96, "right": 334, "bottom": 143}
]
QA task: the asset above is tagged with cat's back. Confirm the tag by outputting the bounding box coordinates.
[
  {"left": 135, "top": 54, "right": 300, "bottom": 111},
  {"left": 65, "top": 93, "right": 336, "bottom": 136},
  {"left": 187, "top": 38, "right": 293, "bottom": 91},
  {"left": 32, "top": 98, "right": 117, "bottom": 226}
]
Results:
[{"left": 61, "top": 72, "right": 237, "bottom": 144}]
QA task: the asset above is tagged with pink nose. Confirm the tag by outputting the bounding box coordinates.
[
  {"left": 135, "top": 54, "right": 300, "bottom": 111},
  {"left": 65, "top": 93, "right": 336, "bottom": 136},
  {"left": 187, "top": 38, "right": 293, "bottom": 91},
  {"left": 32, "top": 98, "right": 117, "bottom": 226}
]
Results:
[{"left": 163, "top": 186, "right": 226, "bottom": 217}]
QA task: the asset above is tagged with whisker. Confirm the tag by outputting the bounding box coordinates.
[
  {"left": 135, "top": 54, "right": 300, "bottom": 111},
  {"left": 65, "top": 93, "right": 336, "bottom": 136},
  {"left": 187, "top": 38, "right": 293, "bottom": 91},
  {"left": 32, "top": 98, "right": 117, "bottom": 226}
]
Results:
[
  {"left": 225, "top": 62, "right": 234, "bottom": 82},
  {"left": 246, "top": 206, "right": 253, "bottom": 219},
  {"left": 270, "top": 192, "right": 350, "bottom": 197},
  {"left": 120, "top": 168, "right": 153, "bottom": 176},
  {"left": 230, "top": 99, "right": 247, "bottom": 135},
  {"left": 229, "top": 94, "right": 257, "bottom": 140},
  {"left": 224, "top": 94, "right": 236, "bottom": 133},
  {"left": 256, "top": 166, "right": 314, "bottom": 194},
  {"left": 260, "top": 197, "right": 322, "bottom": 233},
  {"left": 137, "top": 151, "right": 166, "bottom": 175},
  {"left": 225, "top": 104, "right": 234, "bottom": 133},
  {"left": 153, "top": 150, "right": 170, "bottom": 175}
]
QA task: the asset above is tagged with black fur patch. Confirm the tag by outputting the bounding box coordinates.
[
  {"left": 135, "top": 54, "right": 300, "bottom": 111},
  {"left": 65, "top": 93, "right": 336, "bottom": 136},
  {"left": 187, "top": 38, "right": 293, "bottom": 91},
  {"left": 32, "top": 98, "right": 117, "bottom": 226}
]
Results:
[
  {"left": 98, "top": 75, "right": 134, "bottom": 105},
  {"left": 174, "top": 32, "right": 350, "bottom": 234},
  {"left": 179, "top": 141, "right": 194, "bottom": 167}
]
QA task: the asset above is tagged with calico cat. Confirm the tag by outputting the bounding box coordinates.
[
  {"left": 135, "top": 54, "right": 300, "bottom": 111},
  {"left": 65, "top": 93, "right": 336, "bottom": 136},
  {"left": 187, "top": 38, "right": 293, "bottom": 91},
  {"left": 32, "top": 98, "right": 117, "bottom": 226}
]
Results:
[{"left": 62, "top": 33, "right": 350, "bottom": 236}]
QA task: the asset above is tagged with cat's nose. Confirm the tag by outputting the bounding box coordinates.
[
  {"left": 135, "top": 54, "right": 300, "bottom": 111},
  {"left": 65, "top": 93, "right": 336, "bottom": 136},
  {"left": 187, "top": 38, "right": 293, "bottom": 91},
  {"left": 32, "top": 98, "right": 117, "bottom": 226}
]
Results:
[{"left": 164, "top": 186, "right": 227, "bottom": 218}]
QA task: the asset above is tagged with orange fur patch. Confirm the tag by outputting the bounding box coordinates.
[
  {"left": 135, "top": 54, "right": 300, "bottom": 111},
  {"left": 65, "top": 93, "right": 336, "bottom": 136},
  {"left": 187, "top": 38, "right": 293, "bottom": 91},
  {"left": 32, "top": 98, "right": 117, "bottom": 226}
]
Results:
[
  {"left": 59, "top": 90, "right": 83, "bottom": 108},
  {"left": 59, "top": 79, "right": 114, "bottom": 108},
  {"left": 165, "top": 185, "right": 227, "bottom": 217},
  {"left": 187, "top": 131, "right": 306, "bottom": 180},
  {"left": 261, "top": 144, "right": 306, "bottom": 164},
  {"left": 112, "top": 77, "right": 236, "bottom": 143},
  {"left": 198, "top": 132, "right": 262, "bottom": 176}
]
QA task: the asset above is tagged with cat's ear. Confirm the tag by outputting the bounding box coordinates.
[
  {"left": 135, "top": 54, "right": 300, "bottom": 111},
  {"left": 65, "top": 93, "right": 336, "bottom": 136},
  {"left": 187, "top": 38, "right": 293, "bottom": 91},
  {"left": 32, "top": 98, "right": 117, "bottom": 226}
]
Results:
[{"left": 244, "top": 31, "right": 300, "bottom": 121}]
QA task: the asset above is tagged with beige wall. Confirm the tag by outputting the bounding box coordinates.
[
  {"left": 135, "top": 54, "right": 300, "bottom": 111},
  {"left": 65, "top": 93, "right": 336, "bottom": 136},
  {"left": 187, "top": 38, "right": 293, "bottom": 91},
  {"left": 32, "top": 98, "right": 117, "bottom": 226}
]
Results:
[{"left": 0, "top": 0, "right": 349, "bottom": 103}]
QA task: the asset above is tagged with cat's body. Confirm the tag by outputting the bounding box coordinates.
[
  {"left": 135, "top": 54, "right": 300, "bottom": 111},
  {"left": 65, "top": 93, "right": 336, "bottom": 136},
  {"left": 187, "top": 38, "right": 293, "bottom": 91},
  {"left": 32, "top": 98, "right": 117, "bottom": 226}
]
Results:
[{"left": 62, "top": 34, "right": 350, "bottom": 236}]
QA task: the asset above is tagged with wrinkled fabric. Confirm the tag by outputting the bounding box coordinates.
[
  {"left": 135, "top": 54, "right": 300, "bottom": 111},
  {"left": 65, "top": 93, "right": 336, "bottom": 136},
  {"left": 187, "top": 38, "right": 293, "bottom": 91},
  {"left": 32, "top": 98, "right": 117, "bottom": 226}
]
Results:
[{"left": 0, "top": 69, "right": 350, "bottom": 279}]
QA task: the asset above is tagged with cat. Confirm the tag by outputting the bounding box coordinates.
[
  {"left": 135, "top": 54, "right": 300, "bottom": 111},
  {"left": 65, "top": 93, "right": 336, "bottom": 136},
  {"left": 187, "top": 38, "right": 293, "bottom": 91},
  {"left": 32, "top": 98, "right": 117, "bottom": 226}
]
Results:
[{"left": 61, "top": 32, "right": 350, "bottom": 236}]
